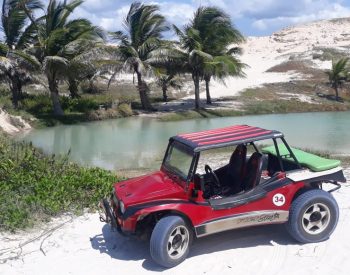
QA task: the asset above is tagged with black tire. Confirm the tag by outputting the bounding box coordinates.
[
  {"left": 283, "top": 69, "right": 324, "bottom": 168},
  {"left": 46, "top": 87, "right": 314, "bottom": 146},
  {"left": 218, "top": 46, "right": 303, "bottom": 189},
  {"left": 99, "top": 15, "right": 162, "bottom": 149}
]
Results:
[
  {"left": 150, "top": 215, "right": 193, "bottom": 268},
  {"left": 286, "top": 189, "right": 339, "bottom": 243}
]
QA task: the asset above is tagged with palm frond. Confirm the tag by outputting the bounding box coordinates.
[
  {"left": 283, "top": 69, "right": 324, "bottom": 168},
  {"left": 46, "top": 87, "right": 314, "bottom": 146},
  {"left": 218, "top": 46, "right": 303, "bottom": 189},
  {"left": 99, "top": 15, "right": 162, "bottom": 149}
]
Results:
[
  {"left": 65, "top": 18, "right": 105, "bottom": 41},
  {"left": 227, "top": 46, "right": 243, "bottom": 56},
  {"left": 12, "top": 49, "right": 41, "bottom": 69},
  {"left": 121, "top": 2, "right": 168, "bottom": 54},
  {"left": 1, "top": 0, "right": 27, "bottom": 48},
  {"left": 326, "top": 58, "right": 349, "bottom": 82},
  {"left": 16, "top": 20, "right": 37, "bottom": 49},
  {"left": 0, "top": 43, "right": 9, "bottom": 55},
  {"left": 42, "top": 55, "right": 69, "bottom": 75},
  {"left": 17, "top": 0, "right": 43, "bottom": 10},
  {"left": 60, "top": 0, "right": 84, "bottom": 26},
  {"left": 189, "top": 49, "right": 213, "bottom": 66},
  {"left": 110, "top": 30, "right": 130, "bottom": 45},
  {"left": 0, "top": 56, "right": 14, "bottom": 72}
]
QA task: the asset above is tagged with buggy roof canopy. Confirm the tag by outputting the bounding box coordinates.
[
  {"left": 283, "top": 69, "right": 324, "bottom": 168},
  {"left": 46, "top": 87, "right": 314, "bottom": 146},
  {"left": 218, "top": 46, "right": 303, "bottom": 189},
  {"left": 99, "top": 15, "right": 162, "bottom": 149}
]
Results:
[{"left": 172, "top": 125, "right": 283, "bottom": 152}]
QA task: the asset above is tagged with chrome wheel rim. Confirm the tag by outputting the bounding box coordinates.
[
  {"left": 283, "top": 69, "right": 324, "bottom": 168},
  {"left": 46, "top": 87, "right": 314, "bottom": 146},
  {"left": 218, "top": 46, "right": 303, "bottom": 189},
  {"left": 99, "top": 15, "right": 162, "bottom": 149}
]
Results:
[
  {"left": 167, "top": 225, "right": 189, "bottom": 259},
  {"left": 302, "top": 203, "right": 331, "bottom": 235}
]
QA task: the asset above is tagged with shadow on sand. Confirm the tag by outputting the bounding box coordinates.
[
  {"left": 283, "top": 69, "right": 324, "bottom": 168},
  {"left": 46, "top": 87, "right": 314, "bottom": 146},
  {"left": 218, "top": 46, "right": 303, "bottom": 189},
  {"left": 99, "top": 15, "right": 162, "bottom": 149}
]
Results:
[{"left": 90, "top": 223, "right": 295, "bottom": 271}]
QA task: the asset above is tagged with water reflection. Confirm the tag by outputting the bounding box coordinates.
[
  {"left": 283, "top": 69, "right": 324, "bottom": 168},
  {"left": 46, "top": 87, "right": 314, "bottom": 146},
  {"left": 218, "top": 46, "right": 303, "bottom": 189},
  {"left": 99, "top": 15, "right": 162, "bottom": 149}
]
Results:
[{"left": 19, "top": 112, "right": 350, "bottom": 171}]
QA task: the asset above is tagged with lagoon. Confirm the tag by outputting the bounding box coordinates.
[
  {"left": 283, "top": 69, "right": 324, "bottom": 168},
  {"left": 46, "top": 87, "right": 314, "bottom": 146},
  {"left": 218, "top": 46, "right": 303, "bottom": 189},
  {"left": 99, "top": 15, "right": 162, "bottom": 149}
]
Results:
[{"left": 19, "top": 111, "right": 350, "bottom": 171}]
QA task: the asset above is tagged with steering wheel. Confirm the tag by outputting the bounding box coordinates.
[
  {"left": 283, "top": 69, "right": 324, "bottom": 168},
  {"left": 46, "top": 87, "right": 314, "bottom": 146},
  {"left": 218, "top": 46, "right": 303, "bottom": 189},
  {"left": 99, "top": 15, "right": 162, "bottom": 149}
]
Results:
[{"left": 204, "top": 164, "right": 221, "bottom": 188}]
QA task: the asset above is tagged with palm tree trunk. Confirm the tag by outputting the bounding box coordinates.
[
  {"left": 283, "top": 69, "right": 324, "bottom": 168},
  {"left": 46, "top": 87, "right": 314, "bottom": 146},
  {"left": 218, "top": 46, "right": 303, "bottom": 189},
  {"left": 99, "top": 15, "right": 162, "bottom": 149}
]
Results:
[
  {"left": 9, "top": 76, "right": 21, "bottom": 108},
  {"left": 136, "top": 71, "right": 153, "bottom": 111},
  {"left": 48, "top": 75, "right": 64, "bottom": 116},
  {"left": 335, "top": 84, "right": 339, "bottom": 101},
  {"left": 193, "top": 72, "right": 200, "bottom": 109},
  {"left": 205, "top": 75, "right": 212, "bottom": 104},
  {"left": 68, "top": 77, "right": 80, "bottom": 98},
  {"left": 162, "top": 84, "right": 168, "bottom": 102}
]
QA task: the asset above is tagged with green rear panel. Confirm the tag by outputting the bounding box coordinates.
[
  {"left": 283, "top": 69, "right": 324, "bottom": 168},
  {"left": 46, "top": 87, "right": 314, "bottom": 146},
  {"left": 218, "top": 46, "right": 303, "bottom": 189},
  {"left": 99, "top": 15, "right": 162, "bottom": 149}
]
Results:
[{"left": 261, "top": 144, "right": 341, "bottom": 172}]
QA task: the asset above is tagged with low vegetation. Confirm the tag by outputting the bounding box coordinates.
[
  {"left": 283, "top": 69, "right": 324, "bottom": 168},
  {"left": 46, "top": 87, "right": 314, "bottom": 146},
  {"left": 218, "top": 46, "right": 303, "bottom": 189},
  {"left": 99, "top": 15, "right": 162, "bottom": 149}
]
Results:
[
  {"left": 160, "top": 81, "right": 350, "bottom": 122},
  {"left": 0, "top": 87, "right": 134, "bottom": 127},
  {"left": 160, "top": 108, "right": 243, "bottom": 121},
  {"left": 0, "top": 135, "right": 120, "bottom": 231},
  {"left": 312, "top": 47, "right": 348, "bottom": 61},
  {"left": 0, "top": 0, "right": 247, "bottom": 116}
]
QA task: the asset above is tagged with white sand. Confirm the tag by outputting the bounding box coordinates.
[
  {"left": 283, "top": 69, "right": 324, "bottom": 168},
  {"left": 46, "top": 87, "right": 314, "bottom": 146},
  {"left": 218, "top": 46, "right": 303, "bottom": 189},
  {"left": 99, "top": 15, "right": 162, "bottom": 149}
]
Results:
[
  {"left": 0, "top": 108, "right": 31, "bottom": 134},
  {"left": 1, "top": 169, "right": 349, "bottom": 275},
  {"left": 201, "top": 53, "right": 301, "bottom": 99},
  {"left": 191, "top": 17, "right": 350, "bottom": 99}
]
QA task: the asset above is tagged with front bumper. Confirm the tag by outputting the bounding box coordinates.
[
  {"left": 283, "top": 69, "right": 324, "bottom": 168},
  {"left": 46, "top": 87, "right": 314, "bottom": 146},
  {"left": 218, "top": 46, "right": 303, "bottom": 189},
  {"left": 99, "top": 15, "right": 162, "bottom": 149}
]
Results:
[
  {"left": 99, "top": 198, "right": 124, "bottom": 235},
  {"left": 99, "top": 193, "right": 142, "bottom": 235}
]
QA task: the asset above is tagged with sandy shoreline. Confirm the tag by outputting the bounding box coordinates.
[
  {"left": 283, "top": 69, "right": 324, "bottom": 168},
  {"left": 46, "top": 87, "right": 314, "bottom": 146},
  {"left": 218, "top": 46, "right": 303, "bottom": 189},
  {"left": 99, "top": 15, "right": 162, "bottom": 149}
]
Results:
[{"left": 0, "top": 109, "right": 31, "bottom": 134}]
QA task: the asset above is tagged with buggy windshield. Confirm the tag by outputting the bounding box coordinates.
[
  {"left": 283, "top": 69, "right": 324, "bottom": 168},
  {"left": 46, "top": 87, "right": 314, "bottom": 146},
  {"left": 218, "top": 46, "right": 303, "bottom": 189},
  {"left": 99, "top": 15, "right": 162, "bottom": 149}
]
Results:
[{"left": 164, "top": 142, "right": 193, "bottom": 180}]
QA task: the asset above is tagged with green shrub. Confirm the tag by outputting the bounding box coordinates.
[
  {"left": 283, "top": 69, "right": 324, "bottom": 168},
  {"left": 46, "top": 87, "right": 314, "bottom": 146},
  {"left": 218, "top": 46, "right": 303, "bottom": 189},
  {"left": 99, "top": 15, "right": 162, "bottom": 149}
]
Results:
[
  {"left": 21, "top": 94, "right": 53, "bottom": 114},
  {"left": 61, "top": 97, "right": 100, "bottom": 113},
  {"left": 0, "top": 135, "right": 119, "bottom": 232},
  {"left": 118, "top": 103, "right": 133, "bottom": 116},
  {"left": 80, "top": 81, "right": 101, "bottom": 94}
]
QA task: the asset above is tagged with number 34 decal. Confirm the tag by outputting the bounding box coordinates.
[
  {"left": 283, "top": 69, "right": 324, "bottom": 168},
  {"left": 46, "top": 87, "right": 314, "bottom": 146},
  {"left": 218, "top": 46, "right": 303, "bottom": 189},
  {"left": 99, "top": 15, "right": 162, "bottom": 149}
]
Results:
[{"left": 272, "top": 193, "right": 285, "bottom": 206}]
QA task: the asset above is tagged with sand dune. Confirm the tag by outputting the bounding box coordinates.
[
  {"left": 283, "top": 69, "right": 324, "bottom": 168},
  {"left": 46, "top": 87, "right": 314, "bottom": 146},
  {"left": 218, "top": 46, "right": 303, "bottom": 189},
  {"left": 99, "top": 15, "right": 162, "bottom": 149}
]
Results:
[{"left": 199, "top": 17, "right": 350, "bottom": 99}]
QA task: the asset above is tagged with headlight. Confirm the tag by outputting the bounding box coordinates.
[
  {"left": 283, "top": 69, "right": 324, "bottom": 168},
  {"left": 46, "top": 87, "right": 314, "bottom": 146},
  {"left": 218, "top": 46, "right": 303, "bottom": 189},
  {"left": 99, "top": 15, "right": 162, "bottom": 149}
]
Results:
[{"left": 119, "top": 201, "right": 125, "bottom": 214}]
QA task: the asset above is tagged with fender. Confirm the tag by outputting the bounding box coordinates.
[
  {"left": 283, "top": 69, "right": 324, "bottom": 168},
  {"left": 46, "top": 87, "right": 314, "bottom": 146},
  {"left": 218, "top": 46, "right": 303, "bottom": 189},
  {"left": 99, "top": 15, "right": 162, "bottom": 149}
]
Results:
[
  {"left": 286, "top": 167, "right": 346, "bottom": 183},
  {"left": 121, "top": 200, "right": 206, "bottom": 233},
  {"left": 122, "top": 200, "right": 208, "bottom": 220}
]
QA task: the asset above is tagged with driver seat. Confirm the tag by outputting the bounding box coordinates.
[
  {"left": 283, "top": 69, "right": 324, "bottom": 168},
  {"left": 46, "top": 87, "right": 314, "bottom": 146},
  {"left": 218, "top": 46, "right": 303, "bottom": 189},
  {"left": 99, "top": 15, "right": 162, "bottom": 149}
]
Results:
[
  {"left": 222, "top": 144, "right": 247, "bottom": 194},
  {"left": 241, "top": 152, "right": 263, "bottom": 191}
]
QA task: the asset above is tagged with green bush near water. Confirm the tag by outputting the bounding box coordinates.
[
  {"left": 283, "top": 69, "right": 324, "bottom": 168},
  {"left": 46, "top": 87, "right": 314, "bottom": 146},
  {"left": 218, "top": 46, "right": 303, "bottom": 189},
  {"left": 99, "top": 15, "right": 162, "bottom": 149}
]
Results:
[
  {"left": 0, "top": 90, "right": 135, "bottom": 127},
  {"left": 0, "top": 135, "right": 120, "bottom": 232}
]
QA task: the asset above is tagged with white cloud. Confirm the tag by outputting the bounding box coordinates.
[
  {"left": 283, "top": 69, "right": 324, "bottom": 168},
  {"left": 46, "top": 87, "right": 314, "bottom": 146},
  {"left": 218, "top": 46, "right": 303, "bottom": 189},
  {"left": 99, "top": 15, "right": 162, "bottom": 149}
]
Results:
[
  {"left": 250, "top": 3, "right": 350, "bottom": 31},
  {"left": 195, "top": 0, "right": 350, "bottom": 32},
  {"left": 73, "top": 4, "right": 130, "bottom": 32},
  {"left": 158, "top": 2, "right": 195, "bottom": 26},
  {"left": 65, "top": 0, "right": 350, "bottom": 36},
  {"left": 252, "top": 20, "right": 267, "bottom": 30},
  {"left": 82, "top": 0, "right": 123, "bottom": 12}
]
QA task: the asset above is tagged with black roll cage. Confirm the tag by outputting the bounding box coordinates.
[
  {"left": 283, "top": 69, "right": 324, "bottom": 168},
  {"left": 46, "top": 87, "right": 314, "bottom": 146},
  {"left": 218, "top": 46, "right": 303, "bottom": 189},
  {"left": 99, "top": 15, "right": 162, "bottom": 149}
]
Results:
[{"left": 162, "top": 137, "right": 301, "bottom": 192}]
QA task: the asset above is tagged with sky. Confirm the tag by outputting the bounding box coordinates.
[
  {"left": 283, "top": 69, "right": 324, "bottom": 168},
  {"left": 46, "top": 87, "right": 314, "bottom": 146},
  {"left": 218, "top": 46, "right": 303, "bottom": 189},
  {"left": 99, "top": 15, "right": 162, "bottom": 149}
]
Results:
[
  {"left": 71, "top": 0, "right": 350, "bottom": 36},
  {"left": 3, "top": 0, "right": 350, "bottom": 36}
]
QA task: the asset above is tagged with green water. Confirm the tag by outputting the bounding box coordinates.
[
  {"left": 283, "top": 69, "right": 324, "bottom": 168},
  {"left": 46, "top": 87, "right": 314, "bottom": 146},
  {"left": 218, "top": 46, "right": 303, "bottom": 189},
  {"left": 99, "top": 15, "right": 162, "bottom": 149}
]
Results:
[{"left": 19, "top": 111, "right": 350, "bottom": 171}]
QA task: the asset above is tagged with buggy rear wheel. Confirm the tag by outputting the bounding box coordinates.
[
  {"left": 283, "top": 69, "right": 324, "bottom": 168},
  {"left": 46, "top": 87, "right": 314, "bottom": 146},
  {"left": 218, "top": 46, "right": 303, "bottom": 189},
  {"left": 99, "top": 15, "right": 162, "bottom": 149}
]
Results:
[{"left": 286, "top": 189, "right": 339, "bottom": 243}]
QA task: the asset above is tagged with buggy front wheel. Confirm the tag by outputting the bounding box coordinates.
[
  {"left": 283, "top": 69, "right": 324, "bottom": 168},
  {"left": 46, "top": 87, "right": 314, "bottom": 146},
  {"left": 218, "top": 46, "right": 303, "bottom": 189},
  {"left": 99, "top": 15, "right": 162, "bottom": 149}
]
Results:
[{"left": 150, "top": 215, "right": 193, "bottom": 268}]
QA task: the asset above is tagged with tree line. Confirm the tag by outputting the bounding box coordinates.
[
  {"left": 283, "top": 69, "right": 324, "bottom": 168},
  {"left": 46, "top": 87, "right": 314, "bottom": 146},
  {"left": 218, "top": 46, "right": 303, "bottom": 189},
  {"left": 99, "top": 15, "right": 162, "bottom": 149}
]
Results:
[{"left": 0, "top": 0, "right": 246, "bottom": 116}]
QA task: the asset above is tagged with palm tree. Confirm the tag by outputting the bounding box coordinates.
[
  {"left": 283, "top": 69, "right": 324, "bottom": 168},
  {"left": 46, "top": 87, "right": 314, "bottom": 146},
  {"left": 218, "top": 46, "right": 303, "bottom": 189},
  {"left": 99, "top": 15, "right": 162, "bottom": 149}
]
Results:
[
  {"left": 111, "top": 2, "right": 169, "bottom": 111},
  {"left": 203, "top": 51, "right": 246, "bottom": 104},
  {"left": 30, "top": 0, "right": 104, "bottom": 115},
  {"left": 65, "top": 40, "right": 107, "bottom": 98},
  {"left": 167, "top": 7, "right": 245, "bottom": 109},
  {"left": 190, "top": 7, "right": 245, "bottom": 104},
  {"left": 170, "top": 26, "right": 211, "bottom": 109},
  {"left": 0, "top": 0, "right": 42, "bottom": 107},
  {"left": 150, "top": 43, "right": 185, "bottom": 102},
  {"left": 154, "top": 71, "right": 182, "bottom": 102},
  {"left": 325, "top": 58, "right": 349, "bottom": 101}
]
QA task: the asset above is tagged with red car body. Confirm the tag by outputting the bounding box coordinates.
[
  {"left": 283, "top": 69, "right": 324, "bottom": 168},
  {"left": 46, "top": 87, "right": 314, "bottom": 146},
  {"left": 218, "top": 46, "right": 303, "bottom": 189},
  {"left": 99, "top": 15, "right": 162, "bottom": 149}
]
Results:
[{"left": 101, "top": 125, "right": 346, "bottom": 239}]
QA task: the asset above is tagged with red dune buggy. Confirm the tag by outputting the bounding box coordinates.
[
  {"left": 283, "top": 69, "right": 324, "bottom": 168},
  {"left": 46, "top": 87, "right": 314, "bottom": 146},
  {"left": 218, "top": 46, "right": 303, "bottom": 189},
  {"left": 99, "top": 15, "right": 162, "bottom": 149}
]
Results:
[{"left": 100, "top": 125, "right": 346, "bottom": 267}]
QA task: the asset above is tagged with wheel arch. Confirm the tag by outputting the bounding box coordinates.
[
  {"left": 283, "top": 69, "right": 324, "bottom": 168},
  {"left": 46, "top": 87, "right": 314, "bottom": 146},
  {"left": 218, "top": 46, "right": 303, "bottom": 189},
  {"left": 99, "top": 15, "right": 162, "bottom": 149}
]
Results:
[
  {"left": 291, "top": 181, "right": 321, "bottom": 202},
  {"left": 135, "top": 208, "right": 195, "bottom": 238}
]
